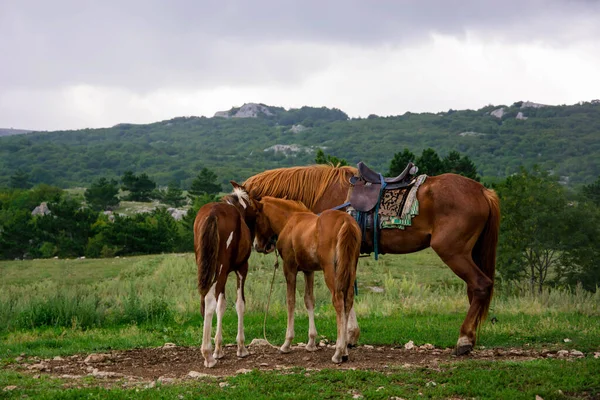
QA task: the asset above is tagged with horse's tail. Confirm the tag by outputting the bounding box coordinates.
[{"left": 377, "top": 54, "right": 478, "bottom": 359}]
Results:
[
  {"left": 334, "top": 218, "right": 361, "bottom": 311},
  {"left": 194, "top": 213, "right": 220, "bottom": 317},
  {"left": 472, "top": 188, "right": 501, "bottom": 328}
]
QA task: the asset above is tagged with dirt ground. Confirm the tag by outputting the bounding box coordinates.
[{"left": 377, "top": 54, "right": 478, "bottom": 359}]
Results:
[{"left": 9, "top": 341, "right": 582, "bottom": 384}]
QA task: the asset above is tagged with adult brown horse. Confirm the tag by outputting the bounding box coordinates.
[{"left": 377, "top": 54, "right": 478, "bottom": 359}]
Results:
[
  {"left": 251, "top": 195, "right": 361, "bottom": 363},
  {"left": 194, "top": 182, "right": 257, "bottom": 368},
  {"left": 244, "top": 164, "right": 500, "bottom": 355}
]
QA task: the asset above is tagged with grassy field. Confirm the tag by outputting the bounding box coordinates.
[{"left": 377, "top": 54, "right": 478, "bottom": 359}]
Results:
[{"left": 1, "top": 251, "right": 599, "bottom": 398}]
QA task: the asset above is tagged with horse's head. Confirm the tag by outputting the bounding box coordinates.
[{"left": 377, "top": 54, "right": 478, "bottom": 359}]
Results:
[
  {"left": 229, "top": 181, "right": 260, "bottom": 237},
  {"left": 245, "top": 194, "right": 277, "bottom": 254}
]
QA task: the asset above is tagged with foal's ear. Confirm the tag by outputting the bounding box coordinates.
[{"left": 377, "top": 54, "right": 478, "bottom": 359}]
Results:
[{"left": 230, "top": 180, "right": 245, "bottom": 191}]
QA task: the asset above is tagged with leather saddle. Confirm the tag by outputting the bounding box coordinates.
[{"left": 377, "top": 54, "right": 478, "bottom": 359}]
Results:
[{"left": 349, "top": 162, "right": 418, "bottom": 212}]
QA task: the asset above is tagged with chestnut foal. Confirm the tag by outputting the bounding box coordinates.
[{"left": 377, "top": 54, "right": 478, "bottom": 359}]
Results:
[
  {"left": 251, "top": 196, "right": 361, "bottom": 363},
  {"left": 194, "top": 182, "right": 256, "bottom": 368}
]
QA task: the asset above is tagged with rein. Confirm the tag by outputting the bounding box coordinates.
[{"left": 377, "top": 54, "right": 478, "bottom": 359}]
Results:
[{"left": 262, "top": 249, "right": 280, "bottom": 348}]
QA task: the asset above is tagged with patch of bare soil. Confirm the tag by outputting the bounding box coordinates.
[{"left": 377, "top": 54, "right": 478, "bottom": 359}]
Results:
[{"left": 7, "top": 343, "right": 586, "bottom": 385}]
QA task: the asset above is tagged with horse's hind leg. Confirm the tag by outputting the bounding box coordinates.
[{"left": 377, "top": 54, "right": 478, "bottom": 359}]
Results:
[
  {"left": 201, "top": 283, "right": 218, "bottom": 368},
  {"left": 346, "top": 307, "right": 360, "bottom": 347},
  {"left": 322, "top": 266, "right": 348, "bottom": 364},
  {"left": 433, "top": 248, "right": 493, "bottom": 355},
  {"left": 280, "top": 267, "right": 297, "bottom": 354},
  {"left": 235, "top": 265, "right": 249, "bottom": 358},
  {"left": 213, "top": 280, "right": 227, "bottom": 360},
  {"left": 303, "top": 271, "right": 318, "bottom": 352}
]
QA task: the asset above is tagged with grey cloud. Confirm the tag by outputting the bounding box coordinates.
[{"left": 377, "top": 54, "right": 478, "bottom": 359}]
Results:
[{"left": 1, "top": 0, "right": 598, "bottom": 92}]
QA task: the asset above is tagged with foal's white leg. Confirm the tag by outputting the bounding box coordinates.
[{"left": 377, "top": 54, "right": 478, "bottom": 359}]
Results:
[
  {"left": 280, "top": 270, "right": 297, "bottom": 354},
  {"left": 235, "top": 271, "right": 249, "bottom": 358},
  {"left": 346, "top": 307, "right": 360, "bottom": 346},
  {"left": 332, "top": 293, "right": 348, "bottom": 364},
  {"left": 303, "top": 272, "right": 318, "bottom": 351},
  {"left": 201, "top": 283, "right": 218, "bottom": 368},
  {"left": 213, "top": 291, "right": 226, "bottom": 359}
]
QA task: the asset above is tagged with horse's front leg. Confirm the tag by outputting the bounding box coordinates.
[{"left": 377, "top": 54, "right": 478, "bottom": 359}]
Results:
[
  {"left": 235, "top": 266, "right": 249, "bottom": 358},
  {"left": 280, "top": 267, "right": 297, "bottom": 354},
  {"left": 303, "top": 271, "right": 318, "bottom": 351}
]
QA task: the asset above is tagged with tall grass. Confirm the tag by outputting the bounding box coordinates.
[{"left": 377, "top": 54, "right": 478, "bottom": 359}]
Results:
[{"left": 1, "top": 251, "right": 598, "bottom": 333}]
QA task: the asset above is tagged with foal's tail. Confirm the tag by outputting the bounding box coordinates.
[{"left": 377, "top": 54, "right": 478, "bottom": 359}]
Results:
[
  {"left": 194, "top": 213, "right": 220, "bottom": 317},
  {"left": 334, "top": 218, "right": 361, "bottom": 310},
  {"left": 472, "top": 188, "right": 501, "bottom": 329}
]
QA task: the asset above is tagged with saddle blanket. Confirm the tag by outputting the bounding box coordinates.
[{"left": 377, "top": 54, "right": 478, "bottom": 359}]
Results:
[{"left": 380, "top": 174, "right": 427, "bottom": 229}]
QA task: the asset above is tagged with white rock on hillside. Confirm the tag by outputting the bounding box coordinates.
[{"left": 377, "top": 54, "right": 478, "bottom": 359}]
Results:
[
  {"left": 516, "top": 112, "right": 528, "bottom": 120},
  {"left": 490, "top": 108, "right": 505, "bottom": 118},
  {"left": 214, "top": 103, "right": 274, "bottom": 118},
  {"left": 32, "top": 202, "right": 51, "bottom": 216},
  {"left": 521, "top": 101, "right": 547, "bottom": 109}
]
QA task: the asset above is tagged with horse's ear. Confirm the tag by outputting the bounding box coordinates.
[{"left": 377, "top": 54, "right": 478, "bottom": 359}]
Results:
[{"left": 230, "top": 180, "right": 242, "bottom": 190}]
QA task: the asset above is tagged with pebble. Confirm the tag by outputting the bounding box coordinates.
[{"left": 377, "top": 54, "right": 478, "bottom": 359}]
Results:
[
  {"left": 219, "top": 382, "right": 230, "bottom": 388},
  {"left": 158, "top": 376, "right": 175, "bottom": 384},
  {"left": 404, "top": 341, "right": 415, "bottom": 350},
  {"left": 236, "top": 368, "right": 252, "bottom": 374},
  {"left": 188, "top": 371, "right": 212, "bottom": 379},
  {"left": 84, "top": 353, "right": 112, "bottom": 364},
  {"left": 3, "top": 386, "right": 17, "bottom": 392},
  {"left": 249, "top": 339, "right": 270, "bottom": 347}
]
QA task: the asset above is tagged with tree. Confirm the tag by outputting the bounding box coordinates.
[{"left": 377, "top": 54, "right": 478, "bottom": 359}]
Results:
[
  {"left": 582, "top": 176, "right": 600, "bottom": 206},
  {"left": 121, "top": 171, "right": 156, "bottom": 202},
  {"left": 555, "top": 201, "right": 600, "bottom": 292},
  {"left": 85, "top": 177, "right": 120, "bottom": 211},
  {"left": 161, "top": 181, "right": 186, "bottom": 208},
  {"left": 496, "top": 168, "right": 570, "bottom": 294},
  {"left": 388, "top": 148, "right": 415, "bottom": 176},
  {"left": 189, "top": 168, "right": 222, "bottom": 197},
  {"left": 443, "top": 151, "right": 479, "bottom": 181},
  {"left": 34, "top": 197, "right": 97, "bottom": 258},
  {"left": 314, "top": 149, "right": 348, "bottom": 167},
  {"left": 10, "top": 169, "right": 32, "bottom": 189},
  {"left": 416, "top": 148, "right": 444, "bottom": 176}
]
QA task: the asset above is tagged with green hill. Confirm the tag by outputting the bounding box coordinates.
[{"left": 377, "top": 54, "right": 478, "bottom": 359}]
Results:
[{"left": 1, "top": 101, "right": 599, "bottom": 188}]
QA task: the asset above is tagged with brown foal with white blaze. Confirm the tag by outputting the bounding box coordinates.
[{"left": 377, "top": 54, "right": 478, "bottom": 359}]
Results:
[
  {"left": 194, "top": 182, "right": 256, "bottom": 368},
  {"left": 251, "top": 196, "right": 361, "bottom": 364}
]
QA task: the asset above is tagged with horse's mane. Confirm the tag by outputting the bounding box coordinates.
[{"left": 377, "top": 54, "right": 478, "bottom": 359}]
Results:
[
  {"left": 243, "top": 164, "right": 357, "bottom": 209},
  {"left": 261, "top": 196, "right": 311, "bottom": 213}
]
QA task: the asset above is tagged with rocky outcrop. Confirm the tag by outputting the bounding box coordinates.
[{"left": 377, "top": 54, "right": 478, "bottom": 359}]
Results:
[
  {"left": 289, "top": 124, "right": 308, "bottom": 133},
  {"left": 32, "top": 202, "right": 51, "bottom": 216},
  {"left": 516, "top": 112, "right": 528, "bottom": 120},
  {"left": 214, "top": 103, "right": 274, "bottom": 119},
  {"left": 459, "top": 131, "right": 486, "bottom": 137},
  {"left": 490, "top": 108, "right": 505, "bottom": 118},
  {"left": 167, "top": 208, "right": 187, "bottom": 221},
  {"left": 521, "top": 101, "right": 547, "bottom": 109},
  {"left": 264, "top": 144, "right": 314, "bottom": 155}
]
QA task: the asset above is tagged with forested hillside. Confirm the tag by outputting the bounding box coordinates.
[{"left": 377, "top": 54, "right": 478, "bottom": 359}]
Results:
[{"left": 1, "top": 101, "right": 599, "bottom": 188}]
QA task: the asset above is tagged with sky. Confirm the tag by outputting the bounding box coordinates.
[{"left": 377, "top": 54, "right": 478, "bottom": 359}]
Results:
[{"left": 1, "top": 0, "right": 600, "bottom": 131}]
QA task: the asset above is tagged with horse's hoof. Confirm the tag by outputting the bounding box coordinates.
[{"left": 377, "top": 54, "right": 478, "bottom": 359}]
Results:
[
  {"left": 213, "top": 349, "right": 225, "bottom": 359},
  {"left": 237, "top": 348, "right": 249, "bottom": 358},
  {"left": 204, "top": 358, "right": 217, "bottom": 368},
  {"left": 305, "top": 344, "right": 318, "bottom": 352},
  {"left": 342, "top": 355, "right": 349, "bottom": 362},
  {"left": 279, "top": 347, "right": 291, "bottom": 354},
  {"left": 453, "top": 344, "right": 473, "bottom": 356}
]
